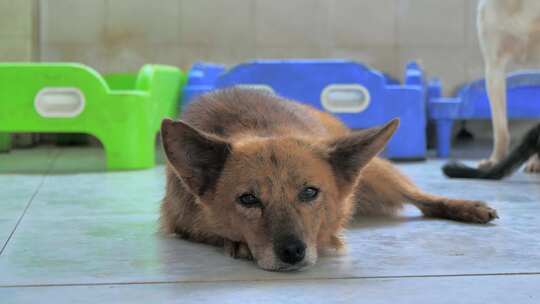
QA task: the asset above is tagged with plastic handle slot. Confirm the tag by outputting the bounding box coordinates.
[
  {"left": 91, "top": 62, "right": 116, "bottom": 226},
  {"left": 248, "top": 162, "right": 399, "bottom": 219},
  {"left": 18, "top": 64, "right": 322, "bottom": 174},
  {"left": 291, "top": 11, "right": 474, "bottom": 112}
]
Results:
[
  {"left": 321, "top": 84, "right": 370, "bottom": 113},
  {"left": 236, "top": 84, "right": 275, "bottom": 95},
  {"left": 34, "top": 88, "right": 85, "bottom": 118}
]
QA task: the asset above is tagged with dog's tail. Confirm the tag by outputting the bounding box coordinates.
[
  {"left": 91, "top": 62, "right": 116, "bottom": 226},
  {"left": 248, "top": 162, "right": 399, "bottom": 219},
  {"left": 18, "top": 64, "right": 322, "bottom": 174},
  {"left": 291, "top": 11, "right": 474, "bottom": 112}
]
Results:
[{"left": 442, "top": 123, "right": 540, "bottom": 180}]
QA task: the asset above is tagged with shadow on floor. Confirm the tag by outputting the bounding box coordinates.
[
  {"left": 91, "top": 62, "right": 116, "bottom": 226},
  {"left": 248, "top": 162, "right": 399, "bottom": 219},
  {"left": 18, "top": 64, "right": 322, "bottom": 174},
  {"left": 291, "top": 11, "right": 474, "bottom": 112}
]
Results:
[{"left": 0, "top": 146, "right": 167, "bottom": 174}]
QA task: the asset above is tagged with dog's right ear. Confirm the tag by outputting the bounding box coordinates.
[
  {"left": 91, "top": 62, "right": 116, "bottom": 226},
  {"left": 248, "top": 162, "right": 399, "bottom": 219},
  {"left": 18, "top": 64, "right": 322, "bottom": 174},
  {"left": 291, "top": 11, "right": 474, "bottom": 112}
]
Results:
[{"left": 161, "top": 119, "right": 231, "bottom": 197}]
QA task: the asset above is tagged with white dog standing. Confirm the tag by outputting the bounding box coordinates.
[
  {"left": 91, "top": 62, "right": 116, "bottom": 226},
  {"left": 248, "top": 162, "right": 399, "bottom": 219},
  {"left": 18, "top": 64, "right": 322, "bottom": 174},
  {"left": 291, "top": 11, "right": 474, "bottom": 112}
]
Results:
[{"left": 477, "top": 0, "right": 540, "bottom": 172}]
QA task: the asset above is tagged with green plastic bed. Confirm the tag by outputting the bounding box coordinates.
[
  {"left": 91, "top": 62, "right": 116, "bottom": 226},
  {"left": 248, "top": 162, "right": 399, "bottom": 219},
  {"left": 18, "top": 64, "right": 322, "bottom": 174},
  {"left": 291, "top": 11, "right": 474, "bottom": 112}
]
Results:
[{"left": 0, "top": 63, "right": 186, "bottom": 170}]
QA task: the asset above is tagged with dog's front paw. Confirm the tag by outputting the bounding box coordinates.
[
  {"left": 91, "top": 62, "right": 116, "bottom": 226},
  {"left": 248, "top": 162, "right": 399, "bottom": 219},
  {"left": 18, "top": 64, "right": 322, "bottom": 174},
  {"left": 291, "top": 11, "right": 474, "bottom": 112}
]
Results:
[
  {"left": 320, "top": 235, "right": 347, "bottom": 256},
  {"left": 223, "top": 240, "right": 253, "bottom": 260},
  {"left": 524, "top": 155, "right": 540, "bottom": 173},
  {"left": 445, "top": 200, "right": 499, "bottom": 224}
]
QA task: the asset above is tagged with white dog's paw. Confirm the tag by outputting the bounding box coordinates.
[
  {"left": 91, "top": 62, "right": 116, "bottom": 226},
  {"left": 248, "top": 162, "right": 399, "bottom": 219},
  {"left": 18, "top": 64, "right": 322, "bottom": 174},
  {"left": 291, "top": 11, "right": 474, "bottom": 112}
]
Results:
[
  {"left": 478, "top": 158, "right": 497, "bottom": 170},
  {"left": 524, "top": 155, "right": 540, "bottom": 173}
]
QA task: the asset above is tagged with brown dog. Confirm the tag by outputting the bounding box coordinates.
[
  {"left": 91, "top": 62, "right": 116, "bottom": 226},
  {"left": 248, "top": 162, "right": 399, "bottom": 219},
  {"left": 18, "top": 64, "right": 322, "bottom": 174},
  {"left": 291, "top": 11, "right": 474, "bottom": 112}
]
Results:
[{"left": 160, "top": 88, "right": 498, "bottom": 271}]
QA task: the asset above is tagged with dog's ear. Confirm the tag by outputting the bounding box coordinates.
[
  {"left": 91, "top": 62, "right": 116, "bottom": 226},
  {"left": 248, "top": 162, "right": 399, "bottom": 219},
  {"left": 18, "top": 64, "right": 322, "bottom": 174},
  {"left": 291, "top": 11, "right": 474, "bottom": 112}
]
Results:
[
  {"left": 325, "top": 119, "right": 399, "bottom": 184},
  {"left": 161, "top": 119, "right": 231, "bottom": 196}
]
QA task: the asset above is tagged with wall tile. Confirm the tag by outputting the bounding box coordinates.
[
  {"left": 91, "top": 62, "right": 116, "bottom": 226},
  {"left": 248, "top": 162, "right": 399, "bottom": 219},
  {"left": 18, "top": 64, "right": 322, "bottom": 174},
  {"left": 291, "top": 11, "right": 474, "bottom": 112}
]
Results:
[
  {"left": 206, "top": 45, "right": 256, "bottom": 66},
  {"left": 0, "top": 0, "right": 34, "bottom": 37},
  {"left": 398, "top": 46, "right": 467, "bottom": 95},
  {"left": 40, "top": 0, "right": 105, "bottom": 45},
  {"left": 396, "top": 0, "right": 466, "bottom": 47},
  {"left": 255, "top": 0, "right": 330, "bottom": 48},
  {"left": 466, "top": 44, "right": 485, "bottom": 83},
  {"left": 329, "top": 0, "right": 395, "bottom": 48},
  {"left": 0, "top": 37, "right": 33, "bottom": 61},
  {"left": 154, "top": 45, "right": 210, "bottom": 71},
  {"left": 31, "top": 0, "right": 488, "bottom": 91},
  {"left": 105, "top": 0, "right": 180, "bottom": 45},
  {"left": 465, "top": 0, "right": 484, "bottom": 83},
  {"left": 104, "top": 42, "right": 156, "bottom": 73},
  {"left": 255, "top": 46, "right": 329, "bottom": 59},
  {"left": 330, "top": 46, "right": 398, "bottom": 77},
  {"left": 40, "top": 43, "right": 108, "bottom": 71},
  {"left": 465, "top": 0, "right": 480, "bottom": 50},
  {"left": 179, "top": 0, "right": 255, "bottom": 48}
]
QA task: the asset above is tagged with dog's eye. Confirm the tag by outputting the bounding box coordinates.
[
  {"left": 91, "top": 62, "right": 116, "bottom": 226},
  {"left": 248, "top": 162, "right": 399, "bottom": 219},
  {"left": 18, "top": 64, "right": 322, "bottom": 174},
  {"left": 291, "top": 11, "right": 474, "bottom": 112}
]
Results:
[
  {"left": 298, "top": 187, "right": 319, "bottom": 202},
  {"left": 238, "top": 193, "right": 261, "bottom": 208}
]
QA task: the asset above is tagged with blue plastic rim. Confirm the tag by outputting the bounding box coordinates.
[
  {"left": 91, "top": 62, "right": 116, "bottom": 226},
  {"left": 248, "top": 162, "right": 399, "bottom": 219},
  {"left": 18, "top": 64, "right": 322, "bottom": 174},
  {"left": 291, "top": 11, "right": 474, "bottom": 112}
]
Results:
[
  {"left": 182, "top": 59, "right": 428, "bottom": 160},
  {"left": 428, "top": 70, "right": 540, "bottom": 157}
]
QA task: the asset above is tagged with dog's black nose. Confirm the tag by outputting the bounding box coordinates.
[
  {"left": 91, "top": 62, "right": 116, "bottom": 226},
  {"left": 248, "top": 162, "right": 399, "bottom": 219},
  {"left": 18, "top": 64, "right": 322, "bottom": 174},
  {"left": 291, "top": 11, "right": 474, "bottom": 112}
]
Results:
[{"left": 277, "top": 238, "right": 306, "bottom": 265}]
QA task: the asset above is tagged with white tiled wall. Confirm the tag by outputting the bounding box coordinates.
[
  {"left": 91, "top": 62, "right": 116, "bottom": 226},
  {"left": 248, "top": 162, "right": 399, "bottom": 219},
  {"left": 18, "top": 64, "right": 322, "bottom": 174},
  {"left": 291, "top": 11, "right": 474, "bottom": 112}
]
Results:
[
  {"left": 398, "top": 46, "right": 467, "bottom": 94},
  {"left": 32, "top": 0, "right": 487, "bottom": 94},
  {"left": 255, "top": 0, "right": 330, "bottom": 48},
  {"left": 5, "top": 0, "right": 537, "bottom": 142},
  {"left": 330, "top": 0, "right": 396, "bottom": 48},
  {"left": 330, "top": 47, "right": 398, "bottom": 77},
  {"left": 180, "top": 0, "right": 255, "bottom": 48},
  {"left": 0, "top": 1, "right": 34, "bottom": 37},
  {"left": 41, "top": 0, "right": 106, "bottom": 45},
  {"left": 0, "top": 0, "right": 38, "bottom": 147},
  {"left": 396, "top": 0, "right": 467, "bottom": 48},
  {"left": 0, "top": 0, "right": 35, "bottom": 61},
  {"left": 0, "top": 37, "right": 34, "bottom": 61},
  {"left": 107, "top": 0, "right": 181, "bottom": 45}
]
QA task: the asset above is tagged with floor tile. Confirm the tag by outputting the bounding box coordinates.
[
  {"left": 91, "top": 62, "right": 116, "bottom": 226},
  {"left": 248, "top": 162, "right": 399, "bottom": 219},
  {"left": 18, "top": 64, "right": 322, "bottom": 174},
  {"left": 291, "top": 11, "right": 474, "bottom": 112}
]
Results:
[
  {"left": 2, "top": 274, "right": 539, "bottom": 304},
  {"left": 0, "top": 213, "right": 274, "bottom": 286},
  {"left": 47, "top": 147, "right": 166, "bottom": 174},
  {"left": 0, "top": 148, "right": 56, "bottom": 251},
  {"left": 1, "top": 147, "right": 539, "bottom": 293},
  {"left": 24, "top": 167, "right": 165, "bottom": 218},
  {"left": 399, "top": 159, "right": 540, "bottom": 207},
  {"left": 1, "top": 164, "right": 539, "bottom": 285},
  {"left": 0, "top": 175, "right": 46, "bottom": 253},
  {"left": 48, "top": 147, "right": 107, "bottom": 174},
  {"left": 0, "top": 147, "right": 57, "bottom": 174}
]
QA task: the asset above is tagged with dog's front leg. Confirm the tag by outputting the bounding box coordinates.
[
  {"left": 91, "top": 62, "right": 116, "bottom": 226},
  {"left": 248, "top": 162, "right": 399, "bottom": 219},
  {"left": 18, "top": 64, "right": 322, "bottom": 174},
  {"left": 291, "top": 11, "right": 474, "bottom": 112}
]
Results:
[{"left": 223, "top": 239, "right": 253, "bottom": 260}]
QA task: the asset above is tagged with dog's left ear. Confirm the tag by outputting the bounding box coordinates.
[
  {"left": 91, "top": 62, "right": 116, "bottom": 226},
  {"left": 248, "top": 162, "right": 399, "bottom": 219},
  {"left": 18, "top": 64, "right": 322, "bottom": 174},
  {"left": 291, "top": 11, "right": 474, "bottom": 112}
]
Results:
[
  {"left": 325, "top": 118, "right": 399, "bottom": 185},
  {"left": 161, "top": 119, "right": 231, "bottom": 197}
]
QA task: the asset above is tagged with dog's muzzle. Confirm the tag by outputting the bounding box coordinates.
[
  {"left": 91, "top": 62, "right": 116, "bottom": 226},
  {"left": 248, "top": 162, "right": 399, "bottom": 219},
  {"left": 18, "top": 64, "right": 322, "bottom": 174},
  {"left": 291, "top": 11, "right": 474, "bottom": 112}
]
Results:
[{"left": 274, "top": 235, "right": 306, "bottom": 265}]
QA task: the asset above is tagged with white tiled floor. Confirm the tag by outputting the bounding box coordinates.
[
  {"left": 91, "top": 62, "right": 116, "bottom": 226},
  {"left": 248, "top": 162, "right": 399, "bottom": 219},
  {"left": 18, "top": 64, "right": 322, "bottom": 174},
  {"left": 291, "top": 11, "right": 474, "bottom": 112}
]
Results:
[{"left": 1, "top": 147, "right": 540, "bottom": 303}]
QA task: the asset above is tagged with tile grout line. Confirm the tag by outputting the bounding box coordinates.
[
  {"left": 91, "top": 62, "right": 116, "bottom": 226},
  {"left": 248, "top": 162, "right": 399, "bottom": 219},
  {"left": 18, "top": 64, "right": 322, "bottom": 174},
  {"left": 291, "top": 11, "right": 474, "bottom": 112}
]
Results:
[
  {"left": 0, "top": 149, "right": 62, "bottom": 257},
  {"left": 1, "top": 271, "right": 540, "bottom": 289}
]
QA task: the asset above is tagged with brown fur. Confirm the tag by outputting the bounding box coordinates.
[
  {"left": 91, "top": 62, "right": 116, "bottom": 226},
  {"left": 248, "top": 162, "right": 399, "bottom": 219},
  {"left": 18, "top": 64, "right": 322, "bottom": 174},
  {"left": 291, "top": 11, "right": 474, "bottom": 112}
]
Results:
[{"left": 160, "top": 88, "right": 498, "bottom": 271}]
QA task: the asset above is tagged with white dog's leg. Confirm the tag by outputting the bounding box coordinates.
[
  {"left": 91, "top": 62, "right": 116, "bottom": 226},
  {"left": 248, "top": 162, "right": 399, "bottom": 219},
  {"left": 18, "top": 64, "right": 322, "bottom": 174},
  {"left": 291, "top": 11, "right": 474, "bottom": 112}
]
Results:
[
  {"left": 479, "top": 59, "right": 510, "bottom": 169},
  {"left": 476, "top": 0, "right": 540, "bottom": 173},
  {"left": 477, "top": 1, "right": 514, "bottom": 169}
]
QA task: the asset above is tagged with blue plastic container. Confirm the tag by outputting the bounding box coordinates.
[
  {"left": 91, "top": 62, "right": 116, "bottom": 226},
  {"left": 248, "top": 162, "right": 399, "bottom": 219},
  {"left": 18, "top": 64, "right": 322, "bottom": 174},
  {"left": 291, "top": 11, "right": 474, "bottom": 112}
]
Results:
[
  {"left": 183, "top": 59, "right": 427, "bottom": 160},
  {"left": 181, "top": 61, "right": 225, "bottom": 110},
  {"left": 428, "top": 70, "right": 540, "bottom": 157}
]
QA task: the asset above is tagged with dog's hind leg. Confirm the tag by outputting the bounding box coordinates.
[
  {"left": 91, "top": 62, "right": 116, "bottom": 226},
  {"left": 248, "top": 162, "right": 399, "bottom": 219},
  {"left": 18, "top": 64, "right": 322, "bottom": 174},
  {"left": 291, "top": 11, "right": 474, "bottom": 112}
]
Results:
[
  {"left": 401, "top": 185, "right": 498, "bottom": 224},
  {"left": 477, "top": 3, "right": 515, "bottom": 169},
  {"left": 480, "top": 54, "right": 512, "bottom": 169},
  {"left": 355, "top": 158, "right": 498, "bottom": 223}
]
